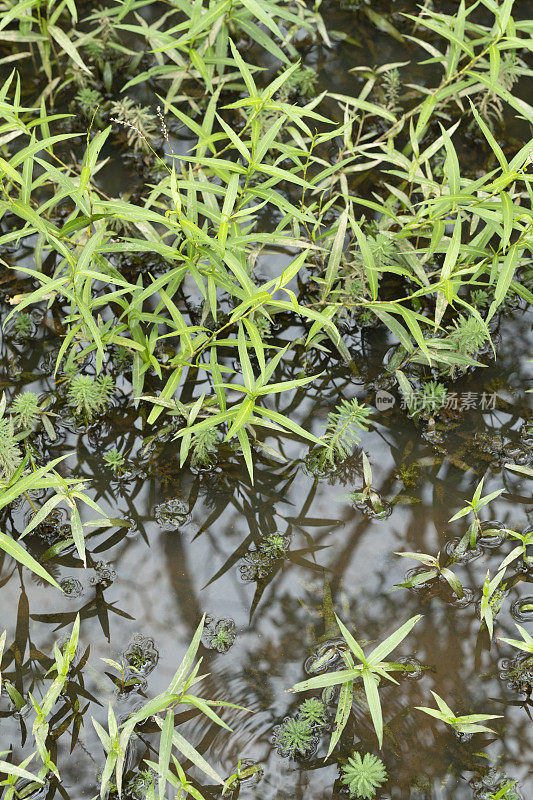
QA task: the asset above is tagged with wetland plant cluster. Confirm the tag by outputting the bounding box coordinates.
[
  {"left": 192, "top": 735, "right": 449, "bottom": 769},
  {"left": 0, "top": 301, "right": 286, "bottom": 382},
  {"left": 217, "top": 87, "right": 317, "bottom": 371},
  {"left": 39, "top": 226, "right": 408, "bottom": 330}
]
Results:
[{"left": 0, "top": 0, "right": 532, "bottom": 798}]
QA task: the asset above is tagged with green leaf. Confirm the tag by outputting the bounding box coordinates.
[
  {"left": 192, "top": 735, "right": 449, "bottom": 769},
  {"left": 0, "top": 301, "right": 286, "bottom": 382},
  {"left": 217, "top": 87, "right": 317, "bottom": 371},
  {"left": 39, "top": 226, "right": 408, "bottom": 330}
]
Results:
[
  {"left": 48, "top": 25, "right": 90, "bottom": 73},
  {"left": 504, "top": 463, "right": 533, "bottom": 478},
  {"left": 326, "top": 679, "right": 353, "bottom": 758},
  {"left": 254, "top": 406, "right": 321, "bottom": 444},
  {"left": 123, "top": 693, "right": 182, "bottom": 729},
  {"left": 69, "top": 504, "right": 86, "bottom": 566},
  {"left": 323, "top": 210, "right": 347, "bottom": 298},
  {"left": 228, "top": 39, "right": 257, "bottom": 97},
  {"left": 292, "top": 668, "right": 362, "bottom": 693},
  {"left": 158, "top": 710, "right": 174, "bottom": 800},
  {"left": 0, "top": 629, "right": 5, "bottom": 693},
  {"left": 242, "top": 318, "right": 265, "bottom": 373},
  {"left": 0, "top": 758, "right": 44, "bottom": 784},
  {"left": 0, "top": 530, "right": 61, "bottom": 589},
  {"left": 334, "top": 615, "right": 367, "bottom": 663},
  {"left": 180, "top": 695, "right": 234, "bottom": 731},
  {"left": 225, "top": 397, "right": 255, "bottom": 441},
  {"left": 238, "top": 325, "right": 255, "bottom": 392},
  {"left": 349, "top": 217, "right": 378, "bottom": 300},
  {"left": 328, "top": 92, "right": 397, "bottom": 123},
  {"left": 467, "top": 71, "right": 533, "bottom": 125},
  {"left": 168, "top": 616, "right": 206, "bottom": 693},
  {"left": 156, "top": 722, "right": 227, "bottom": 787},
  {"left": 487, "top": 243, "right": 520, "bottom": 321},
  {"left": 448, "top": 505, "right": 472, "bottom": 522},
  {"left": 367, "top": 615, "right": 422, "bottom": 665},
  {"left": 238, "top": 0, "right": 284, "bottom": 41},
  {"left": 253, "top": 373, "right": 321, "bottom": 396},
  {"left": 362, "top": 670, "right": 383, "bottom": 748},
  {"left": 237, "top": 427, "right": 254, "bottom": 483},
  {"left": 20, "top": 494, "right": 63, "bottom": 538},
  {"left": 440, "top": 568, "right": 464, "bottom": 598}
]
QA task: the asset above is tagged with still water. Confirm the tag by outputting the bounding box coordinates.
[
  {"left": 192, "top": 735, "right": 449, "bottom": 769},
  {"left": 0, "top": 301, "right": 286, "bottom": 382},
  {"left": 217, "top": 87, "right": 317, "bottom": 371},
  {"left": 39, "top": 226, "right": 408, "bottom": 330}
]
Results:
[{"left": 1, "top": 1, "right": 533, "bottom": 798}]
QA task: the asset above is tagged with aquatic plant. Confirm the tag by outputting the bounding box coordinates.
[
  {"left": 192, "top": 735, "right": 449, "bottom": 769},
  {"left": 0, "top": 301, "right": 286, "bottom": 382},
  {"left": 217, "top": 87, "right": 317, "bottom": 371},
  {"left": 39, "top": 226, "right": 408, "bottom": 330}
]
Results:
[
  {"left": 495, "top": 526, "right": 533, "bottom": 572},
  {"left": 0, "top": 0, "right": 530, "bottom": 485},
  {"left": 275, "top": 64, "right": 318, "bottom": 101},
  {"left": 292, "top": 614, "right": 422, "bottom": 750},
  {"left": 411, "top": 381, "right": 447, "bottom": 416},
  {"left": 109, "top": 97, "right": 157, "bottom": 152},
  {"left": 487, "top": 781, "right": 521, "bottom": 800},
  {"left": 0, "top": 414, "right": 22, "bottom": 480},
  {"left": 472, "top": 49, "right": 524, "bottom": 131},
  {"left": 501, "top": 652, "right": 533, "bottom": 696},
  {"left": 273, "top": 717, "right": 315, "bottom": 757},
  {"left": 394, "top": 551, "right": 464, "bottom": 598},
  {"left": 480, "top": 569, "right": 507, "bottom": 639},
  {"left": 6, "top": 312, "right": 34, "bottom": 339},
  {"left": 259, "top": 533, "right": 289, "bottom": 559},
  {"left": 67, "top": 375, "right": 114, "bottom": 422},
  {"left": 90, "top": 561, "right": 116, "bottom": 589},
  {"left": 222, "top": 759, "right": 263, "bottom": 795},
  {"left": 190, "top": 427, "right": 219, "bottom": 468},
  {"left": 0, "top": 750, "right": 44, "bottom": 791},
  {"left": 415, "top": 691, "right": 502, "bottom": 735},
  {"left": 12, "top": 391, "right": 41, "bottom": 430},
  {"left": 94, "top": 617, "right": 246, "bottom": 798},
  {"left": 499, "top": 624, "right": 533, "bottom": 655},
  {"left": 471, "top": 766, "right": 523, "bottom": 800},
  {"left": 29, "top": 616, "right": 80, "bottom": 778},
  {"left": 449, "top": 477, "right": 504, "bottom": 550},
  {"left": 317, "top": 399, "right": 373, "bottom": 469},
  {"left": 346, "top": 452, "right": 390, "bottom": 518},
  {"left": 448, "top": 315, "right": 490, "bottom": 358},
  {"left": 102, "top": 635, "right": 159, "bottom": 692},
  {"left": 124, "top": 635, "right": 159, "bottom": 675},
  {"left": 101, "top": 657, "right": 144, "bottom": 693},
  {"left": 76, "top": 86, "right": 104, "bottom": 120},
  {"left": 0, "top": 0, "right": 532, "bottom": 796},
  {"left": 202, "top": 618, "right": 236, "bottom": 653},
  {"left": 381, "top": 67, "right": 401, "bottom": 115},
  {"left": 340, "top": 752, "right": 387, "bottom": 799},
  {"left": 154, "top": 498, "right": 189, "bottom": 529},
  {"left": 297, "top": 698, "right": 326, "bottom": 727},
  {"left": 60, "top": 577, "right": 83, "bottom": 597},
  {"left": 103, "top": 448, "right": 126, "bottom": 473},
  {"left": 471, "top": 289, "right": 491, "bottom": 309}
]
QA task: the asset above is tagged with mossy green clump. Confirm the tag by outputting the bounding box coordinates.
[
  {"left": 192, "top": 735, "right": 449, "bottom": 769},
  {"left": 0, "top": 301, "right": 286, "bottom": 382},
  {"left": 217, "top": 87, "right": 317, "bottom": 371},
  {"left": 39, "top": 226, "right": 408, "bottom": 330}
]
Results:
[
  {"left": 341, "top": 752, "right": 388, "bottom": 799},
  {"left": 67, "top": 375, "right": 114, "bottom": 422},
  {"left": 275, "top": 64, "right": 318, "bottom": 101},
  {"left": 12, "top": 391, "right": 40, "bottom": 429},
  {"left": 297, "top": 698, "right": 326, "bottom": 727},
  {"left": 411, "top": 380, "right": 447, "bottom": 416},
  {"left": 273, "top": 717, "right": 315, "bottom": 757},
  {"left": 260, "top": 534, "right": 289, "bottom": 559},
  {"left": 203, "top": 618, "right": 236, "bottom": 653},
  {"left": 9, "top": 312, "right": 34, "bottom": 338},
  {"left": 448, "top": 315, "right": 489, "bottom": 356},
  {"left": 103, "top": 448, "right": 126, "bottom": 473},
  {"left": 0, "top": 416, "right": 22, "bottom": 480},
  {"left": 190, "top": 427, "right": 219, "bottom": 467},
  {"left": 317, "top": 398, "right": 373, "bottom": 469},
  {"left": 109, "top": 97, "right": 157, "bottom": 152}
]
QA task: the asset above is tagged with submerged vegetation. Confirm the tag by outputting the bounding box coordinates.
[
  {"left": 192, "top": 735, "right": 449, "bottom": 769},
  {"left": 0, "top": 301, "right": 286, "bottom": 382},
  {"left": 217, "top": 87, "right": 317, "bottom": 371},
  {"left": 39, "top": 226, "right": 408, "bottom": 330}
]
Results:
[{"left": 0, "top": 0, "right": 532, "bottom": 796}]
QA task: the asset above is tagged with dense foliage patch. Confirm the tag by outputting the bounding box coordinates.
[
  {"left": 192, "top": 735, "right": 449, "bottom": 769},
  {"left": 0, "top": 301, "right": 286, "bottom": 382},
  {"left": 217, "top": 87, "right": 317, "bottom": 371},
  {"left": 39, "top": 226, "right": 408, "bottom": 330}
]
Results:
[{"left": 0, "top": 0, "right": 531, "bottom": 797}]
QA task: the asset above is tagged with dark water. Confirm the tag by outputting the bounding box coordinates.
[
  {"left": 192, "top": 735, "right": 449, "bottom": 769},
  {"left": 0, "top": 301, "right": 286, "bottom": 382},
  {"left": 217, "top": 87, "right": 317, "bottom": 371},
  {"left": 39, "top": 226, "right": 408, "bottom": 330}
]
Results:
[{"left": 1, "top": 2, "right": 533, "bottom": 799}]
